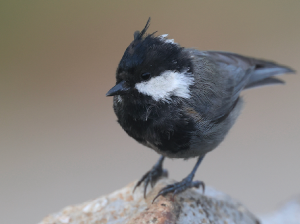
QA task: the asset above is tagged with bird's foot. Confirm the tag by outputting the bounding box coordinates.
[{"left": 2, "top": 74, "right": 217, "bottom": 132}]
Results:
[
  {"left": 133, "top": 156, "right": 168, "bottom": 198},
  {"left": 152, "top": 174, "right": 205, "bottom": 203}
]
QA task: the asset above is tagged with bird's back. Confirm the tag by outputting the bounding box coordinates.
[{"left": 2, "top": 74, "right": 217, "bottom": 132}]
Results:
[{"left": 177, "top": 49, "right": 294, "bottom": 158}]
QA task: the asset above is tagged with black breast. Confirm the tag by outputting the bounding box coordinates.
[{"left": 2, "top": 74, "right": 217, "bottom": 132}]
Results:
[{"left": 114, "top": 98, "right": 197, "bottom": 155}]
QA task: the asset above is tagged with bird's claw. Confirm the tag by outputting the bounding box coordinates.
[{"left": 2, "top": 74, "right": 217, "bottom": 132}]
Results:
[
  {"left": 133, "top": 164, "right": 168, "bottom": 198},
  {"left": 152, "top": 178, "right": 205, "bottom": 203}
]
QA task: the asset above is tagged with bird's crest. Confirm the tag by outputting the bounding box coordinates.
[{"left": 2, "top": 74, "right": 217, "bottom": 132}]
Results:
[{"left": 133, "top": 17, "right": 152, "bottom": 40}]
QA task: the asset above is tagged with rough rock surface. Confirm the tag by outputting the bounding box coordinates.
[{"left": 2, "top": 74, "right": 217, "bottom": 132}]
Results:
[{"left": 39, "top": 178, "right": 260, "bottom": 224}]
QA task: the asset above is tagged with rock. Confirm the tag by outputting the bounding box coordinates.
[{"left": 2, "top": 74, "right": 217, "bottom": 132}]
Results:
[{"left": 39, "top": 177, "right": 260, "bottom": 224}]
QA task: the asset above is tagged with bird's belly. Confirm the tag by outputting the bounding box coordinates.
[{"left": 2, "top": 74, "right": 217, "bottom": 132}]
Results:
[
  {"left": 126, "top": 118, "right": 213, "bottom": 159},
  {"left": 115, "top": 99, "right": 236, "bottom": 159},
  {"left": 146, "top": 134, "right": 219, "bottom": 159}
]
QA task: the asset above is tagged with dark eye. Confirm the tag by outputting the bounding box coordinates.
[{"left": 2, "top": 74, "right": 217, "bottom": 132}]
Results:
[{"left": 141, "top": 72, "right": 151, "bottom": 81}]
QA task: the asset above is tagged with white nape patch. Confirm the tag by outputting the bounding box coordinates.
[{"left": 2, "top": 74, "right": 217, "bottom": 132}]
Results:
[
  {"left": 159, "top": 34, "right": 177, "bottom": 45},
  {"left": 135, "top": 70, "right": 194, "bottom": 103},
  {"left": 160, "top": 34, "right": 168, "bottom": 38}
]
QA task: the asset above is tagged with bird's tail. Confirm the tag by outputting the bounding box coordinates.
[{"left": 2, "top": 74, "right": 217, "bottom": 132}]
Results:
[{"left": 245, "top": 59, "right": 295, "bottom": 89}]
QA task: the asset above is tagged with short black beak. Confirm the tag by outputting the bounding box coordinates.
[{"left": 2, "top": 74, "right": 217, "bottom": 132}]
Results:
[{"left": 106, "top": 80, "right": 129, "bottom": 96}]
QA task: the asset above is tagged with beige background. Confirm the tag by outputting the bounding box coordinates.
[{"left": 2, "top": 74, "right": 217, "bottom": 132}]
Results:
[{"left": 1, "top": 1, "right": 299, "bottom": 223}]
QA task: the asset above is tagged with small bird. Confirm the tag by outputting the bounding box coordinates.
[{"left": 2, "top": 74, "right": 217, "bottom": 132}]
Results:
[{"left": 106, "top": 18, "right": 295, "bottom": 202}]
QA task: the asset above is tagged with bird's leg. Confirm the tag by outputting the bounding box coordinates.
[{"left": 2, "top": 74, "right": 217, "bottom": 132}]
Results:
[
  {"left": 133, "top": 156, "right": 168, "bottom": 198},
  {"left": 152, "top": 156, "right": 205, "bottom": 203}
]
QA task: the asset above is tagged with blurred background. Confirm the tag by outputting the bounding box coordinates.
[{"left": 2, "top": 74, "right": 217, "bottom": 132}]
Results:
[{"left": 1, "top": 1, "right": 299, "bottom": 223}]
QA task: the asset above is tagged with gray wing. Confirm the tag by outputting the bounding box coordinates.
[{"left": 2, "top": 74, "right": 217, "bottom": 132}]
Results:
[{"left": 187, "top": 49, "right": 295, "bottom": 121}]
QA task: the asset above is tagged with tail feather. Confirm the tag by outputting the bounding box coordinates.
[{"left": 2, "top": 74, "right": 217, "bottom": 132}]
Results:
[
  {"left": 246, "top": 60, "right": 295, "bottom": 88},
  {"left": 245, "top": 77, "right": 285, "bottom": 90}
]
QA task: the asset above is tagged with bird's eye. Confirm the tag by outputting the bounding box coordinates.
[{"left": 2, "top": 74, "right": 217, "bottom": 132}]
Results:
[{"left": 141, "top": 73, "right": 151, "bottom": 81}]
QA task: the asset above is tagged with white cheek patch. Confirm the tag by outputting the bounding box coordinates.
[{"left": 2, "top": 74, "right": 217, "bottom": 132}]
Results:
[{"left": 135, "top": 70, "right": 194, "bottom": 103}]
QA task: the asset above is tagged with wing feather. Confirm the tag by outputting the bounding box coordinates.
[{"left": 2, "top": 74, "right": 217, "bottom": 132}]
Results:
[{"left": 187, "top": 50, "right": 294, "bottom": 121}]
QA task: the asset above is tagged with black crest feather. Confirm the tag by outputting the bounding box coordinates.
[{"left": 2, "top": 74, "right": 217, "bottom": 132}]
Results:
[
  {"left": 118, "top": 17, "right": 186, "bottom": 75},
  {"left": 134, "top": 17, "right": 151, "bottom": 40}
]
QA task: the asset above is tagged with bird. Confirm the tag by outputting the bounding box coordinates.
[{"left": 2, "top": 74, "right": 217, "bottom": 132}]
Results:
[{"left": 106, "top": 18, "right": 295, "bottom": 202}]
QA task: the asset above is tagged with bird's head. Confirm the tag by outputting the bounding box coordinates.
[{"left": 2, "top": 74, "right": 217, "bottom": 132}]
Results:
[{"left": 106, "top": 18, "right": 194, "bottom": 103}]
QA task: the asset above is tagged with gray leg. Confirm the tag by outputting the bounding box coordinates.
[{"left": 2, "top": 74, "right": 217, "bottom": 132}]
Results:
[{"left": 133, "top": 156, "right": 168, "bottom": 198}]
